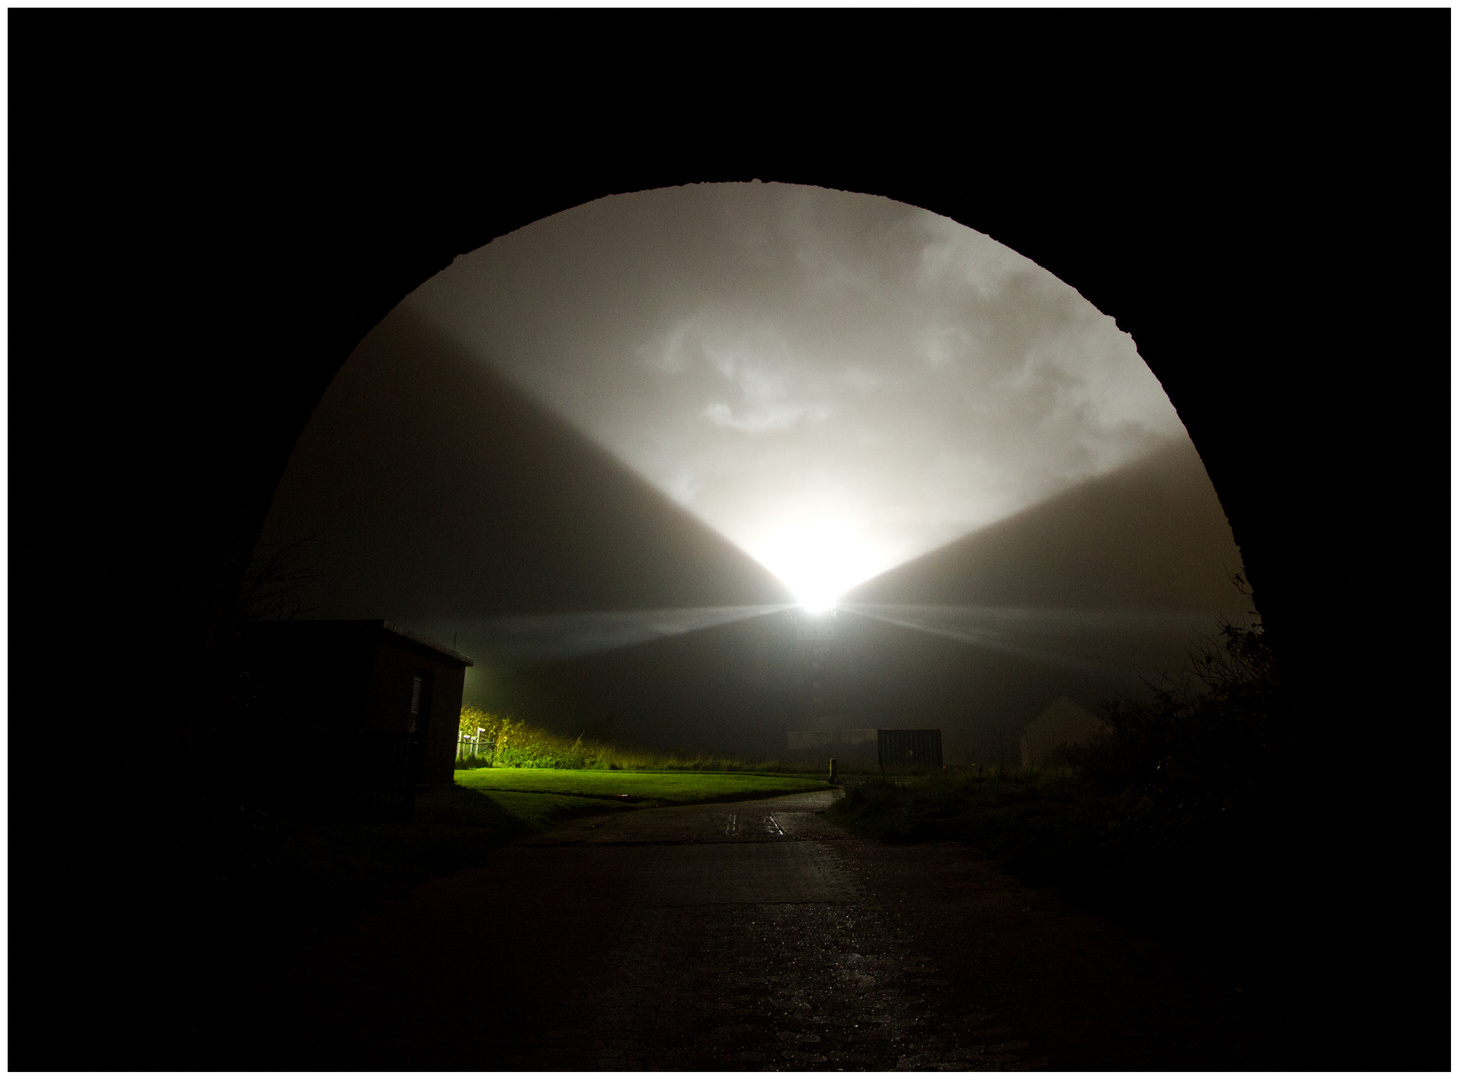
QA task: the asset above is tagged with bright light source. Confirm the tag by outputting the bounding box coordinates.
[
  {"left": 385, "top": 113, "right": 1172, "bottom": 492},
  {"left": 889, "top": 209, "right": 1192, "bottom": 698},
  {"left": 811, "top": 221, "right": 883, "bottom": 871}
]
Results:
[{"left": 749, "top": 519, "right": 885, "bottom": 614}]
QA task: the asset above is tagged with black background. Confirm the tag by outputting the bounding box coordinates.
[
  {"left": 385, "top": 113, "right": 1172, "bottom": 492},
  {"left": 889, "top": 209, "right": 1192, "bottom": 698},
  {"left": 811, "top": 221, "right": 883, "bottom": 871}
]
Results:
[{"left": 9, "top": 12, "right": 1450, "bottom": 1069}]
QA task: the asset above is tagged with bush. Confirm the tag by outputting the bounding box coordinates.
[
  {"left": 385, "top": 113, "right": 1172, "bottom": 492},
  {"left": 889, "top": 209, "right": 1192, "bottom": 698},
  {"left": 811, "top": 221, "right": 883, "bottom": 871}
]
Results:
[
  {"left": 1055, "top": 599, "right": 1286, "bottom": 936},
  {"left": 454, "top": 706, "right": 823, "bottom": 774},
  {"left": 455, "top": 708, "right": 638, "bottom": 769},
  {"left": 1077, "top": 608, "right": 1278, "bottom": 819},
  {"left": 826, "top": 590, "right": 1287, "bottom": 954}
]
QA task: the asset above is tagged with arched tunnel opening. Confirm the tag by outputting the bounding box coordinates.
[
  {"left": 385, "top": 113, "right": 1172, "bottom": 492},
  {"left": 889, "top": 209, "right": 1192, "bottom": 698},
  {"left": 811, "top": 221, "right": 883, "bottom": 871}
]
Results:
[
  {"left": 8, "top": 18, "right": 1447, "bottom": 1072},
  {"left": 254, "top": 181, "right": 1256, "bottom": 772},
  {"left": 158, "top": 168, "right": 1438, "bottom": 1070}
]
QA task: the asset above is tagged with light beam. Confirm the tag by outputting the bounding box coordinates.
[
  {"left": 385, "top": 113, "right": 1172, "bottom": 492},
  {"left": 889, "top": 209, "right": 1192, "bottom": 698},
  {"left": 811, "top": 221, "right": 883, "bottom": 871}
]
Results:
[
  {"left": 837, "top": 603, "right": 1238, "bottom": 678},
  {"left": 411, "top": 603, "right": 794, "bottom": 669}
]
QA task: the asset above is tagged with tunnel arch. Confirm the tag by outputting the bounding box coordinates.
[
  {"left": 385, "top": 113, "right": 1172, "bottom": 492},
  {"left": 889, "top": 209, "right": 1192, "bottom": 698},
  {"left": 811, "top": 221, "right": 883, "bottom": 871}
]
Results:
[
  {"left": 218, "top": 140, "right": 1426, "bottom": 806},
  {"left": 10, "top": 19, "right": 1448, "bottom": 1070},
  {"left": 296, "top": 179, "right": 1247, "bottom": 618},
  {"left": 254, "top": 173, "right": 1276, "bottom": 643}
]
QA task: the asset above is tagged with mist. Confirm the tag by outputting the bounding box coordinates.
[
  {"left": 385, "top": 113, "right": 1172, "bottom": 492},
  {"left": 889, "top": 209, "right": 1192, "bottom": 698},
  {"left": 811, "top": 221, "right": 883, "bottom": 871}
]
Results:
[{"left": 256, "top": 182, "right": 1248, "bottom": 763}]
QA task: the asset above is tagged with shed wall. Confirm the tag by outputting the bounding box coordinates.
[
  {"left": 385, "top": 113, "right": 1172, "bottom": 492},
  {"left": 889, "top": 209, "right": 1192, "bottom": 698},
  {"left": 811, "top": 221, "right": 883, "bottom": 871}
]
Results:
[{"left": 878, "top": 729, "right": 943, "bottom": 771}]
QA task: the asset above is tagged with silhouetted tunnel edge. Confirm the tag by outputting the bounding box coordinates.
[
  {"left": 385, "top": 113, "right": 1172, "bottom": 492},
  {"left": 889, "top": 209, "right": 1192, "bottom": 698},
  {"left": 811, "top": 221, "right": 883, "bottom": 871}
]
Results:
[
  {"left": 11, "top": 24, "right": 1449, "bottom": 1070},
  {"left": 236, "top": 179, "right": 1281, "bottom": 671}
]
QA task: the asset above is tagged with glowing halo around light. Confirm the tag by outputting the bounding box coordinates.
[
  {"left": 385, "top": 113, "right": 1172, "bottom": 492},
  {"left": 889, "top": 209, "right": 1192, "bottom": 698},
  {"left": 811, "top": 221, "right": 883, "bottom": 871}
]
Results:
[{"left": 749, "top": 520, "right": 884, "bottom": 615}]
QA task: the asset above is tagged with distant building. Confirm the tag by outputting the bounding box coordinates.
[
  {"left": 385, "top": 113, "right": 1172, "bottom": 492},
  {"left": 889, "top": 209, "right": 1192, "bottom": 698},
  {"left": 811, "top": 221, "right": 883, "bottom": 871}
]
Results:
[
  {"left": 878, "top": 728, "right": 943, "bottom": 772},
  {"left": 787, "top": 726, "right": 943, "bottom": 772},
  {"left": 238, "top": 619, "right": 473, "bottom": 816},
  {"left": 1020, "top": 696, "right": 1107, "bottom": 769},
  {"left": 788, "top": 726, "right": 879, "bottom": 770}
]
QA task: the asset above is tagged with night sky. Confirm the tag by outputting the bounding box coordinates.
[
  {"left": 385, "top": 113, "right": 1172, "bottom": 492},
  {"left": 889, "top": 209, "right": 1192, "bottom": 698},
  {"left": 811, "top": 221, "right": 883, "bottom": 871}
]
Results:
[{"left": 258, "top": 182, "right": 1248, "bottom": 763}]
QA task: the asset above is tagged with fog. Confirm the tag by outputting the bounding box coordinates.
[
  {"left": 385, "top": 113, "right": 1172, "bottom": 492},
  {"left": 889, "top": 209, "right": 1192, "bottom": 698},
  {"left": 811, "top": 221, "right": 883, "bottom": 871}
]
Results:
[{"left": 257, "top": 182, "right": 1248, "bottom": 763}]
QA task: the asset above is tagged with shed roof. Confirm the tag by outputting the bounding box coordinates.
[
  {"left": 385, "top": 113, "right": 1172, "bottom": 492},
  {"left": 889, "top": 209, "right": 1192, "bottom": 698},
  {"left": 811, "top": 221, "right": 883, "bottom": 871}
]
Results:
[
  {"left": 380, "top": 620, "right": 474, "bottom": 666},
  {"left": 1024, "top": 695, "right": 1103, "bottom": 735},
  {"left": 244, "top": 619, "right": 474, "bottom": 667}
]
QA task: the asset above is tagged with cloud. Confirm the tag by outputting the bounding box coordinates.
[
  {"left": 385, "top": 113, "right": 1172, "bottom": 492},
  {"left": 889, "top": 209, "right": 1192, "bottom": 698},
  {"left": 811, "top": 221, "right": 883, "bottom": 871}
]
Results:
[
  {"left": 700, "top": 351, "right": 834, "bottom": 434},
  {"left": 702, "top": 400, "right": 803, "bottom": 433},
  {"left": 403, "top": 182, "right": 1197, "bottom": 598},
  {"left": 639, "top": 319, "right": 695, "bottom": 374},
  {"left": 919, "top": 324, "right": 975, "bottom": 374},
  {"left": 838, "top": 366, "right": 894, "bottom": 393},
  {"left": 914, "top": 212, "right": 1033, "bottom": 300}
]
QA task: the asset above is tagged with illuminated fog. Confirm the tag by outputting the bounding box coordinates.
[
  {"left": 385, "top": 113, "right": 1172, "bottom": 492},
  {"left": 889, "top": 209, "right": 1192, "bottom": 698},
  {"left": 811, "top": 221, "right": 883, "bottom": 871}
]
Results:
[{"left": 403, "top": 182, "right": 1190, "bottom": 607}]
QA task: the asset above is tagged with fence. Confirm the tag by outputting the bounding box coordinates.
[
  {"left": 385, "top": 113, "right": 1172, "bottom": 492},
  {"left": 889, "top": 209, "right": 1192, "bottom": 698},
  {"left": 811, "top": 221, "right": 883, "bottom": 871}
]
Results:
[
  {"left": 878, "top": 729, "right": 943, "bottom": 773},
  {"left": 456, "top": 736, "right": 497, "bottom": 762}
]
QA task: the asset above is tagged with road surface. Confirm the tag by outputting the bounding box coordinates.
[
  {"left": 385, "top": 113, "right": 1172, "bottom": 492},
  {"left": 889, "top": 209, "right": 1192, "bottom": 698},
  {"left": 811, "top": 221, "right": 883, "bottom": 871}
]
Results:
[{"left": 251, "top": 789, "right": 1272, "bottom": 1069}]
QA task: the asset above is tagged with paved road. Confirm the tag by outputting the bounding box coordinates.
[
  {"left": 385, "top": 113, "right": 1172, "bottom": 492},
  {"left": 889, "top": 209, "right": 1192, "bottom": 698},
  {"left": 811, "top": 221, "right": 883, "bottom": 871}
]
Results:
[{"left": 256, "top": 790, "right": 1272, "bottom": 1070}]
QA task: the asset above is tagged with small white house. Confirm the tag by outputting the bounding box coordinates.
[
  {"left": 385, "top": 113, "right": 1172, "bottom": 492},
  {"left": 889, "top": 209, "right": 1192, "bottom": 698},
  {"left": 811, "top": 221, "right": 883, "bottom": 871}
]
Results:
[{"left": 1020, "top": 696, "right": 1107, "bottom": 769}]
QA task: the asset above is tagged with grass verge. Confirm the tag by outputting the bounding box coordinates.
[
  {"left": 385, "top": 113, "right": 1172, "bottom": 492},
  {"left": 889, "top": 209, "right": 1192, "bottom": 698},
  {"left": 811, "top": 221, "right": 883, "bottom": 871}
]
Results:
[{"left": 454, "top": 766, "right": 832, "bottom": 805}]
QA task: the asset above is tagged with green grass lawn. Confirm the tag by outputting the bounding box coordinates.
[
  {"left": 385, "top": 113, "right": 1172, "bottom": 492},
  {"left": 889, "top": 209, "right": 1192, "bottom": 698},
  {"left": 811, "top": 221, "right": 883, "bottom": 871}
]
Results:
[{"left": 455, "top": 766, "right": 832, "bottom": 806}]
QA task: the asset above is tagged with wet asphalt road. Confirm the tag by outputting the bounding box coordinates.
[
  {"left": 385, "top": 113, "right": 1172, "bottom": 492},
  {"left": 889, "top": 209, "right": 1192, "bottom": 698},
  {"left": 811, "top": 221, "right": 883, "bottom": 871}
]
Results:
[{"left": 258, "top": 790, "right": 1272, "bottom": 1070}]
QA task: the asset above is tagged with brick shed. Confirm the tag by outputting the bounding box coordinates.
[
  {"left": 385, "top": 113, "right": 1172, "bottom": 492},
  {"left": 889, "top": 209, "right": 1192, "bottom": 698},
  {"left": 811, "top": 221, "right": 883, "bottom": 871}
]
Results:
[{"left": 239, "top": 620, "right": 473, "bottom": 814}]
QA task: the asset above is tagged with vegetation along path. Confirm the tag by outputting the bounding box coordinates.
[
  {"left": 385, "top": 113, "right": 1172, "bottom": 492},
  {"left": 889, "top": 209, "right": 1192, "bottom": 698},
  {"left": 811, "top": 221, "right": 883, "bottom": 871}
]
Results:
[{"left": 254, "top": 789, "right": 1275, "bottom": 1070}]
